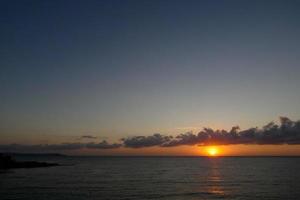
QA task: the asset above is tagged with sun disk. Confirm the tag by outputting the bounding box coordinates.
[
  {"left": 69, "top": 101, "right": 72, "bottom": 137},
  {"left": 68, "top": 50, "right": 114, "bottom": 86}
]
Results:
[{"left": 206, "top": 147, "right": 219, "bottom": 156}]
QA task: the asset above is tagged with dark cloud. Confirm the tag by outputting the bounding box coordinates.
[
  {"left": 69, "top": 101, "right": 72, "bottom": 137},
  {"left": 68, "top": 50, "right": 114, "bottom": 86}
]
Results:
[
  {"left": 161, "top": 132, "right": 200, "bottom": 147},
  {"left": 121, "top": 117, "right": 300, "bottom": 147},
  {"left": 1, "top": 117, "right": 299, "bottom": 153},
  {"left": 163, "top": 117, "right": 300, "bottom": 146},
  {"left": 85, "top": 140, "right": 122, "bottom": 149},
  {"left": 0, "top": 143, "right": 83, "bottom": 152},
  {"left": 0, "top": 140, "right": 121, "bottom": 152},
  {"left": 121, "top": 133, "right": 172, "bottom": 148}
]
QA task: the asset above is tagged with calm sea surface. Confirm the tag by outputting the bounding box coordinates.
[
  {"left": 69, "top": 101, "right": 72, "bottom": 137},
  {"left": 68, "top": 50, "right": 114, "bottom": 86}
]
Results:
[{"left": 1, "top": 156, "right": 299, "bottom": 200}]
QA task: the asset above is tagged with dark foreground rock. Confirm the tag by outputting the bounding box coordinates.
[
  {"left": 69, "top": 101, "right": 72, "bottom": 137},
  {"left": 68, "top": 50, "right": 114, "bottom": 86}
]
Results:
[{"left": 0, "top": 154, "right": 59, "bottom": 169}]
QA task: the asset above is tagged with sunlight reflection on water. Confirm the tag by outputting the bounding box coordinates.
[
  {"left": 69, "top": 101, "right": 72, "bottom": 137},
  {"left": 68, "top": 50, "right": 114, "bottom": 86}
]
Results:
[{"left": 206, "top": 159, "right": 227, "bottom": 198}]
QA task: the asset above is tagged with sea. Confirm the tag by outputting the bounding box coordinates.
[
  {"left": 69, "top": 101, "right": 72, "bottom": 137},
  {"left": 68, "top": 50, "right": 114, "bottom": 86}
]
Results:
[{"left": 1, "top": 156, "right": 299, "bottom": 200}]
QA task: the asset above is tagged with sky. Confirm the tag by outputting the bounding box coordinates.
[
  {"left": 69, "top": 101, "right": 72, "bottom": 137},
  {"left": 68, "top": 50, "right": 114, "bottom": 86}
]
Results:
[{"left": 1, "top": 0, "right": 300, "bottom": 155}]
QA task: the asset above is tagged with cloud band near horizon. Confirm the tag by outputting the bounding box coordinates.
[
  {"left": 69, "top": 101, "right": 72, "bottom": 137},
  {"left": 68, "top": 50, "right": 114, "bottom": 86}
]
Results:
[{"left": 1, "top": 117, "right": 300, "bottom": 152}]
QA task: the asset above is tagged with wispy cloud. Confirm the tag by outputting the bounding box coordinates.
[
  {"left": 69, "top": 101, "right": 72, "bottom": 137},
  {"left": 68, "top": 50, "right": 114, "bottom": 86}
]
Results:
[
  {"left": 0, "top": 140, "right": 121, "bottom": 152},
  {"left": 79, "top": 135, "right": 98, "bottom": 139}
]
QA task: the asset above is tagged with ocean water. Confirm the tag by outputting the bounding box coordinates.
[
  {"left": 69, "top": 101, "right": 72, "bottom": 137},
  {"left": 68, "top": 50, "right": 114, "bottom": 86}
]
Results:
[{"left": 0, "top": 156, "right": 299, "bottom": 200}]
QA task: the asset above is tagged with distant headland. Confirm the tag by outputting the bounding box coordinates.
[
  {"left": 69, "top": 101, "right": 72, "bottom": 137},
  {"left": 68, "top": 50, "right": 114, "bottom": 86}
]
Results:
[{"left": 0, "top": 153, "right": 60, "bottom": 169}]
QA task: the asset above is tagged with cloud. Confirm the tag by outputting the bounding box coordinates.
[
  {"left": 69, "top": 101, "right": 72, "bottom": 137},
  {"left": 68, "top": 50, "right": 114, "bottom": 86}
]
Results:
[
  {"left": 161, "top": 132, "right": 200, "bottom": 147},
  {"left": 0, "top": 140, "right": 121, "bottom": 152},
  {"left": 1, "top": 117, "right": 299, "bottom": 153},
  {"left": 121, "top": 117, "right": 300, "bottom": 147},
  {"left": 80, "top": 135, "right": 98, "bottom": 139},
  {"left": 85, "top": 140, "right": 122, "bottom": 149},
  {"left": 162, "top": 117, "right": 300, "bottom": 146},
  {"left": 121, "top": 133, "right": 172, "bottom": 148},
  {"left": 0, "top": 143, "right": 82, "bottom": 152}
]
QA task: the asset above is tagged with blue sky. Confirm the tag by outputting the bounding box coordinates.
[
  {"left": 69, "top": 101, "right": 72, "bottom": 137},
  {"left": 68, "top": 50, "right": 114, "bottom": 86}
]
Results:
[{"left": 1, "top": 0, "right": 300, "bottom": 145}]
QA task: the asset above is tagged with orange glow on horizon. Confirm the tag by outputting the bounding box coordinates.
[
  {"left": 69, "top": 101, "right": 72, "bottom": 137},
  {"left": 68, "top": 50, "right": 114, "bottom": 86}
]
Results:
[{"left": 66, "top": 144, "right": 300, "bottom": 156}]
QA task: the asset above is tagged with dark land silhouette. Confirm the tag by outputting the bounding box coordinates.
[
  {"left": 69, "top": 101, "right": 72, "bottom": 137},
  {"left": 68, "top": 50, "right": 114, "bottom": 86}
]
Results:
[{"left": 0, "top": 153, "right": 59, "bottom": 169}]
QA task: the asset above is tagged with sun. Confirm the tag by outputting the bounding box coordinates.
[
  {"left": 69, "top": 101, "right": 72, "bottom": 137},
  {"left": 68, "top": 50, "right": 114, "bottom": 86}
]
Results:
[{"left": 206, "top": 147, "right": 219, "bottom": 156}]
